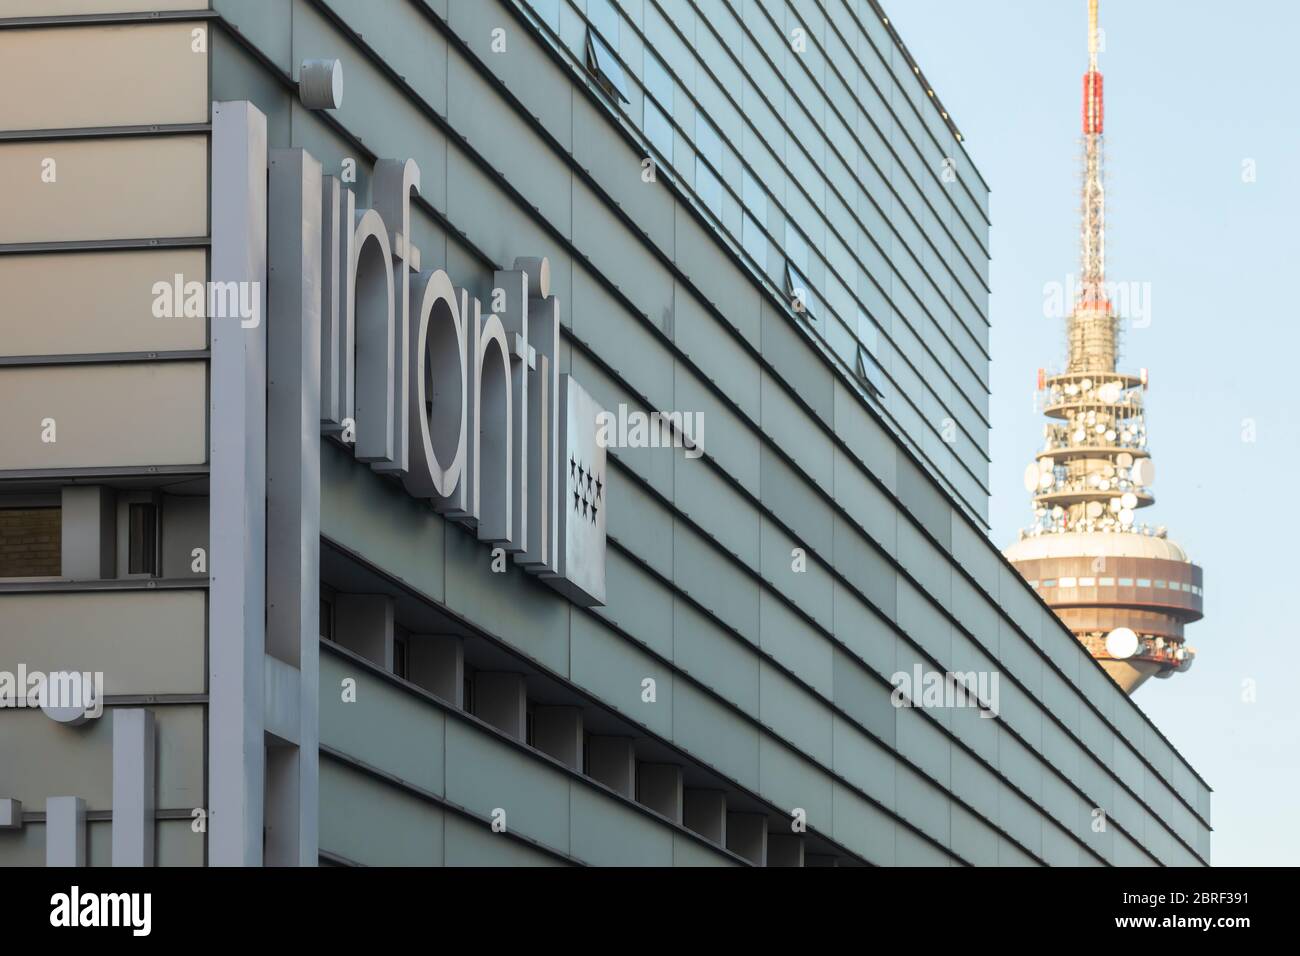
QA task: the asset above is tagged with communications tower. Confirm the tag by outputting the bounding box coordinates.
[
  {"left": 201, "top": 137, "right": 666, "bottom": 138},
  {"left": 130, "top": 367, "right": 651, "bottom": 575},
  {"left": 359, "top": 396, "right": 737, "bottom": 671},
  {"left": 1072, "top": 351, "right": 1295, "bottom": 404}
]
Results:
[{"left": 1003, "top": 0, "right": 1204, "bottom": 693}]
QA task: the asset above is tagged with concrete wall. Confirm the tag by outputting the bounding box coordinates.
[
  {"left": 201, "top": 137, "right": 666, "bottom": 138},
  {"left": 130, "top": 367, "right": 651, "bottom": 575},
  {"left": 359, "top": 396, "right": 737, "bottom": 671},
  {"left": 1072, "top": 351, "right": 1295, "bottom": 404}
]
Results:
[{"left": 0, "top": 7, "right": 213, "bottom": 866}]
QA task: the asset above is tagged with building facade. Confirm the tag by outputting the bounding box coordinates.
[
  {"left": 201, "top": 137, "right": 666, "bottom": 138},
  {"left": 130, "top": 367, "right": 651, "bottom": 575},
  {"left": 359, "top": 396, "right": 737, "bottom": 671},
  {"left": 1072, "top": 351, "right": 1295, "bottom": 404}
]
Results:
[{"left": 0, "top": 0, "right": 1210, "bottom": 866}]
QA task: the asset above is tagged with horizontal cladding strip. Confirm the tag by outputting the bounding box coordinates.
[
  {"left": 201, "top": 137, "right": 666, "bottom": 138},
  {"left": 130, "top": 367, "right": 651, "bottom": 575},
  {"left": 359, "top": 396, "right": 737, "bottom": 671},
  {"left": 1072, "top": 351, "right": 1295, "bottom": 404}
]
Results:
[
  {"left": 630, "top": 0, "right": 994, "bottom": 292},
  {"left": 320, "top": 536, "right": 893, "bottom": 867},
  {"left": 0, "top": 581, "right": 208, "bottom": 598},
  {"left": 0, "top": 237, "right": 210, "bottom": 255},
  {"left": 0, "top": 351, "right": 211, "bottom": 367},
  {"left": 0, "top": 10, "right": 219, "bottom": 29},
  {"left": 855, "top": 0, "right": 993, "bottom": 200},
  {"left": 319, "top": 646, "right": 749, "bottom": 867},
  {"left": 415, "top": 0, "right": 1000, "bottom": 501},
  {"left": 602, "top": 456, "right": 1159, "bottom": 868},
  {"left": 599, "top": 430, "right": 1206, "bottom": 858},
  {"left": 496, "top": 0, "right": 995, "bottom": 409},
  {"left": 17, "top": 808, "right": 211, "bottom": 823},
  {"left": 0, "top": 361, "right": 208, "bottom": 471},
  {"left": 811, "top": 0, "right": 994, "bottom": 214},
  {"left": 641, "top": 0, "right": 993, "bottom": 320},
  {"left": 289, "top": 0, "right": 993, "bottom": 522},
  {"left": 0, "top": 465, "right": 209, "bottom": 482},
  {"left": 573, "top": 326, "right": 1207, "bottom": 849},
  {"left": 605, "top": 537, "right": 1091, "bottom": 866},
  {"left": 320, "top": 747, "right": 584, "bottom": 867},
  {"left": 0, "top": 134, "right": 209, "bottom": 245},
  {"left": 215, "top": 6, "right": 1207, "bottom": 820},
  {"left": 593, "top": 89, "right": 996, "bottom": 459},
  {"left": 0, "top": 123, "right": 212, "bottom": 142},
  {"left": 549, "top": 0, "right": 995, "bottom": 357},
  {"left": 318, "top": 849, "right": 360, "bottom": 866}
]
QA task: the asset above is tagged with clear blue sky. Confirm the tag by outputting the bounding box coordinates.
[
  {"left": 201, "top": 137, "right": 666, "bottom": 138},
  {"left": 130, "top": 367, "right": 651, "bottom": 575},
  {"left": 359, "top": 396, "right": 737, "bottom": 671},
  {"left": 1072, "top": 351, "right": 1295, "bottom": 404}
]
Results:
[{"left": 883, "top": 0, "right": 1300, "bottom": 865}]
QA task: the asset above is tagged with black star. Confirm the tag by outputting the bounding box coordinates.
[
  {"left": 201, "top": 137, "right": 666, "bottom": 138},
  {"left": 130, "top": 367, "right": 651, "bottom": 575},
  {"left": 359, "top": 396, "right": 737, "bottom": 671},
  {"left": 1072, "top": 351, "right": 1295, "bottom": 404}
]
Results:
[
  {"left": 591, "top": 503, "right": 598, "bottom": 523},
  {"left": 569, "top": 455, "right": 576, "bottom": 479},
  {"left": 573, "top": 490, "right": 580, "bottom": 511},
  {"left": 595, "top": 477, "right": 603, "bottom": 499},
  {"left": 581, "top": 496, "right": 588, "bottom": 518}
]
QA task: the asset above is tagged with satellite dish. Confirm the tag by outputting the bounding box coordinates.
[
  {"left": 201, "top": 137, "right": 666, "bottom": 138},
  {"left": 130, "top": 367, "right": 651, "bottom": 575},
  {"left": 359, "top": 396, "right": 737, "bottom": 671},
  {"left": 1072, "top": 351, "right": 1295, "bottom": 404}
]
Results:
[
  {"left": 1121, "top": 491, "right": 1138, "bottom": 509},
  {"left": 1109, "top": 497, "right": 1122, "bottom": 512},
  {"left": 1024, "top": 464, "right": 1040, "bottom": 492},
  {"left": 1052, "top": 506, "right": 1064, "bottom": 518},
  {"left": 1117, "top": 452, "right": 1134, "bottom": 467},
  {"left": 1073, "top": 429, "right": 1087, "bottom": 443},
  {"left": 1102, "top": 464, "right": 1115, "bottom": 478},
  {"left": 1099, "top": 479, "right": 1111, "bottom": 491},
  {"left": 1086, "top": 500, "right": 1103, "bottom": 518},
  {"left": 1105, "top": 627, "right": 1140, "bottom": 660},
  {"left": 1095, "top": 423, "right": 1106, "bottom": 434},
  {"left": 1039, "top": 472, "right": 1054, "bottom": 490},
  {"left": 1119, "top": 507, "right": 1135, "bottom": 526},
  {"left": 1105, "top": 429, "right": 1116, "bottom": 442},
  {"left": 1099, "top": 382, "right": 1121, "bottom": 403},
  {"left": 1134, "top": 459, "right": 1155, "bottom": 485},
  {"left": 1040, "top": 457, "right": 1055, "bottom": 472},
  {"left": 1081, "top": 378, "right": 1093, "bottom": 391}
]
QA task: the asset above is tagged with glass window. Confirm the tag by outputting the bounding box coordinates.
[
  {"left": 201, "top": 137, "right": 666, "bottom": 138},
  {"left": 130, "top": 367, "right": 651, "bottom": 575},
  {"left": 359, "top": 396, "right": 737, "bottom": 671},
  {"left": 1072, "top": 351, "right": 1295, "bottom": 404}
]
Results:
[
  {"left": 1042, "top": 579, "right": 1057, "bottom": 588},
  {"left": 644, "top": 97, "right": 673, "bottom": 162},
  {"left": 1154, "top": 580, "right": 1166, "bottom": 589},
  {"left": 742, "top": 167, "right": 765, "bottom": 219},
  {"left": 1027, "top": 580, "right": 1039, "bottom": 588},
  {"left": 785, "top": 261, "right": 816, "bottom": 319},
  {"left": 1059, "top": 576, "right": 1077, "bottom": 588},
  {"left": 855, "top": 345, "right": 885, "bottom": 398},
  {"left": 587, "top": 0, "right": 619, "bottom": 44},
  {"left": 857, "top": 309, "right": 879, "bottom": 356},
  {"left": 695, "top": 114, "right": 723, "bottom": 168},
  {"left": 586, "top": 30, "right": 629, "bottom": 103},
  {"left": 128, "top": 502, "right": 159, "bottom": 576},
  {"left": 0, "top": 506, "right": 61, "bottom": 578},
  {"left": 1099, "top": 577, "right": 1115, "bottom": 586},
  {"left": 784, "top": 221, "right": 809, "bottom": 271},
  {"left": 527, "top": 0, "right": 561, "bottom": 30},
  {"left": 1137, "top": 578, "right": 1151, "bottom": 588},
  {"left": 1119, "top": 577, "right": 1134, "bottom": 586},
  {"left": 1079, "top": 577, "right": 1095, "bottom": 587},
  {"left": 742, "top": 211, "right": 767, "bottom": 271},
  {"left": 696, "top": 158, "right": 723, "bottom": 217},
  {"left": 394, "top": 629, "right": 409, "bottom": 680},
  {"left": 644, "top": 50, "right": 673, "bottom": 112}
]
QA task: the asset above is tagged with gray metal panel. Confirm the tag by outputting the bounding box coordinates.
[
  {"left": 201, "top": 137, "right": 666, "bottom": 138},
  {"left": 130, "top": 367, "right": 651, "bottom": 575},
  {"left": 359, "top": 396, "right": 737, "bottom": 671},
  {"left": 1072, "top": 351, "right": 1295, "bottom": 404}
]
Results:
[
  {"left": 110, "top": 708, "right": 155, "bottom": 867},
  {"left": 267, "top": 146, "right": 323, "bottom": 864},
  {"left": 319, "top": 654, "right": 446, "bottom": 796},
  {"left": 318, "top": 759, "right": 444, "bottom": 866},
  {"left": 208, "top": 99, "right": 268, "bottom": 866}
]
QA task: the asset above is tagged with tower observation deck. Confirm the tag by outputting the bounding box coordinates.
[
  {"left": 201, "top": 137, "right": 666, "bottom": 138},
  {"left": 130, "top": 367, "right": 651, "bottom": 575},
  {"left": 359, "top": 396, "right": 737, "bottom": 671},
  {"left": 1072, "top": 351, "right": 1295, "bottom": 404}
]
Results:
[{"left": 1003, "top": 0, "right": 1203, "bottom": 694}]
